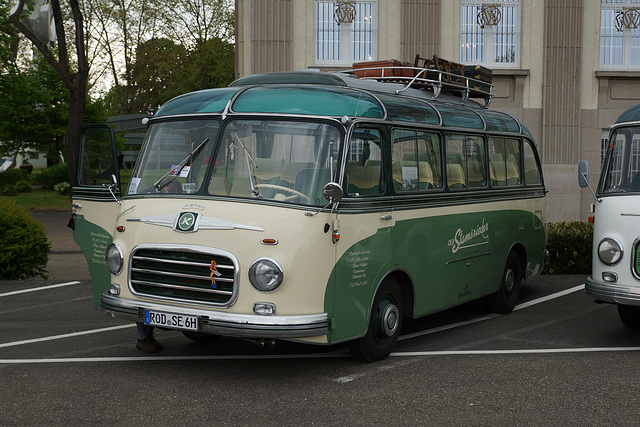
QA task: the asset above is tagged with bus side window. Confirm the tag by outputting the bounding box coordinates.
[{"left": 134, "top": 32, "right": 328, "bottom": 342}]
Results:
[
  {"left": 523, "top": 141, "right": 542, "bottom": 185},
  {"left": 392, "top": 129, "right": 442, "bottom": 192},
  {"left": 344, "top": 128, "right": 383, "bottom": 196},
  {"left": 489, "top": 137, "right": 522, "bottom": 187},
  {"left": 446, "top": 134, "right": 486, "bottom": 189}
]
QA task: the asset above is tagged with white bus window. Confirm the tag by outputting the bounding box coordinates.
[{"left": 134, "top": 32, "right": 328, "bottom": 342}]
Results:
[
  {"left": 392, "top": 129, "right": 442, "bottom": 192},
  {"left": 344, "top": 128, "right": 383, "bottom": 196},
  {"left": 602, "top": 126, "right": 640, "bottom": 193},
  {"left": 446, "top": 134, "right": 487, "bottom": 189},
  {"left": 489, "top": 137, "right": 521, "bottom": 186}
]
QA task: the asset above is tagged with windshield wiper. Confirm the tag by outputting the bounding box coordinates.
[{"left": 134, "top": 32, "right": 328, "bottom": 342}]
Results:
[
  {"left": 154, "top": 138, "right": 209, "bottom": 191},
  {"left": 234, "top": 133, "right": 260, "bottom": 197}
]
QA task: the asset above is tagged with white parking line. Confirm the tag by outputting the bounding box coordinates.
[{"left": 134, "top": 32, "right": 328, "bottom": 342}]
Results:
[
  {"left": 0, "top": 324, "right": 134, "bottom": 349},
  {"left": 0, "top": 281, "right": 81, "bottom": 298}
]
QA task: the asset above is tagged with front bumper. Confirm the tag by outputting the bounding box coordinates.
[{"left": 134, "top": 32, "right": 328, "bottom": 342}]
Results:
[
  {"left": 101, "top": 293, "right": 329, "bottom": 338},
  {"left": 585, "top": 276, "right": 640, "bottom": 306}
]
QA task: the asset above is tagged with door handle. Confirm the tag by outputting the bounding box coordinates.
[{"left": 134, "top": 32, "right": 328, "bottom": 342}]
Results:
[{"left": 380, "top": 214, "right": 392, "bottom": 220}]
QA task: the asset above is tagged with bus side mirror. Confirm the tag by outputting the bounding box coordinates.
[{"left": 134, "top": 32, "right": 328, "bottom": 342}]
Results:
[
  {"left": 578, "top": 160, "right": 590, "bottom": 188},
  {"left": 323, "top": 182, "right": 343, "bottom": 203}
]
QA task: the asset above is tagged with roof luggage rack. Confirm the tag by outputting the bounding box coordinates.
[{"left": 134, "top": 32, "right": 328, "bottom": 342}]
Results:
[{"left": 343, "top": 56, "right": 494, "bottom": 108}]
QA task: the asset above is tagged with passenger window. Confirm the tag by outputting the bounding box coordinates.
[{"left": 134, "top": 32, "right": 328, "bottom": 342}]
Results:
[
  {"left": 523, "top": 141, "right": 542, "bottom": 186},
  {"left": 489, "top": 137, "right": 522, "bottom": 186},
  {"left": 392, "top": 129, "right": 442, "bottom": 192},
  {"left": 446, "top": 134, "right": 486, "bottom": 189},
  {"left": 344, "top": 128, "right": 383, "bottom": 197}
]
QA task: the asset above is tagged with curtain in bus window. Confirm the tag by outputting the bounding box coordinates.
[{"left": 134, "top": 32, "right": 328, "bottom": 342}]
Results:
[
  {"left": 344, "top": 128, "right": 383, "bottom": 196},
  {"left": 488, "top": 137, "right": 521, "bottom": 186},
  {"left": 391, "top": 129, "right": 442, "bottom": 192},
  {"left": 446, "top": 135, "right": 487, "bottom": 189}
]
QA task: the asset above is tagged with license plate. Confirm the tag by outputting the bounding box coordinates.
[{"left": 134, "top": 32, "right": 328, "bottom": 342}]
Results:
[{"left": 144, "top": 310, "right": 198, "bottom": 331}]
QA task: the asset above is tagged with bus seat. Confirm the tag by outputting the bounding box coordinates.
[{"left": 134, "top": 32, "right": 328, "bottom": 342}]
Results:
[
  {"left": 347, "top": 165, "right": 381, "bottom": 195},
  {"left": 447, "top": 164, "right": 465, "bottom": 188},
  {"left": 467, "top": 159, "right": 486, "bottom": 187},
  {"left": 295, "top": 168, "right": 332, "bottom": 205},
  {"left": 505, "top": 155, "right": 521, "bottom": 185},
  {"left": 447, "top": 153, "right": 463, "bottom": 167},
  {"left": 254, "top": 158, "right": 284, "bottom": 184},
  {"left": 278, "top": 162, "right": 316, "bottom": 188},
  {"left": 490, "top": 153, "right": 506, "bottom": 186},
  {"left": 365, "top": 159, "right": 382, "bottom": 168},
  {"left": 524, "top": 156, "right": 540, "bottom": 185},
  {"left": 402, "top": 152, "right": 428, "bottom": 162}
]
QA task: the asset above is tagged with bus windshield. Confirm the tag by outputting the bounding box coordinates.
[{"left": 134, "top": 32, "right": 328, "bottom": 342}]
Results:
[
  {"left": 601, "top": 125, "right": 640, "bottom": 194},
  {"left": 127, "top": 118, "right": 342, "bottom": 206}
]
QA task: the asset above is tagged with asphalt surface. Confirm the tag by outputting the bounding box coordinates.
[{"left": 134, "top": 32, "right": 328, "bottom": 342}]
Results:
[{"left": 2, "top": 211, "right": 640, "bottom": 425}]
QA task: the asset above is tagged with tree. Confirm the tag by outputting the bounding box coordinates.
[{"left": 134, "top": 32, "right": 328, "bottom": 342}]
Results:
[{"left": 9, "top": 0, "right": 89, "bottom": 186}]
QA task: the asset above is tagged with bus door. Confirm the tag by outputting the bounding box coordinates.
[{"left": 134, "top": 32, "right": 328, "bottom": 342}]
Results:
[
  {"left": 71, "top": 124, "right": 120, "bottom": 307},
  {"left": 330, "top": 125, "right": 393, "bottom": 342},
  {"left": 443, "top": 134, "right": 492, "bottom": 306}
]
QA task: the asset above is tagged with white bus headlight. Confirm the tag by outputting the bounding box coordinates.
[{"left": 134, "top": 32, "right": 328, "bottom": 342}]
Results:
[
  {"left": 106, "top": 243, "right": 124, "bottom": 275},
  {"left": 598, "top": 238, "right": 623, "bottom": 266},
  {"left": 249, "top": 258, "right": 283, "bottom": 292}
]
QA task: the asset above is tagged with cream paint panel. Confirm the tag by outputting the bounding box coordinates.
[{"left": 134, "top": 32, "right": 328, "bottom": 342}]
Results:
[
  {"left": 72, "top": 200, "right": 120, "bottom": 238},
  {"left": 333, "top": 209, "right": 394, "bottom": 261},
  {"left": 110, "top": 198, "right": 335, "bottom": 318}
]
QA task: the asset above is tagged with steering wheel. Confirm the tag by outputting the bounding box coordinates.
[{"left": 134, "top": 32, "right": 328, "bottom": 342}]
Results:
[{"left": 255, "top": 184, "right": 312, "bottom": 202}]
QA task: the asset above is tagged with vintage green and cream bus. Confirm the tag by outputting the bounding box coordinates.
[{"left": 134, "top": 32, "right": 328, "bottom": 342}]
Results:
[
  {"left": 72, "top": 68, "right": 547, "bottom": 361},
  {"left": 581, "top": 104, "right": 640, "bottom": 328}
]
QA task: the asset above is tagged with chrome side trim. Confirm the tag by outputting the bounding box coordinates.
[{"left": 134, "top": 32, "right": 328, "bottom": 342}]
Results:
[
  {"left": 585, "top": 276, "right": 640, "bottom": 306},
  {"left": 100, "top": 294, "right": 329, "bottom": 338}
]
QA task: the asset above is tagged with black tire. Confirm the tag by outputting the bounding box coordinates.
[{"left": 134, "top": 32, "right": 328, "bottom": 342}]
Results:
[
  {"left": 182, "top": 331, "right": 220, "bottom": 341},
  {"left": 617, "top": 304, "right": 640, "bottom": 328},
  {"left": 488, "top": 252, "right": 522, "bottom": 314},
  {"left": 350, "top": 277, "right": 403, "bottom": 362}
]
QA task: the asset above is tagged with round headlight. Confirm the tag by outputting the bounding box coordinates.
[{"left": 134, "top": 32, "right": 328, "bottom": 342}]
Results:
[
  {"left": 598, "top": 237, "right": 623, "bottom": 266},
  {"left": 106, "top": 243, "right": 124, "bottom": 275},
  {"left": 249, "top": 258, "right": 284, "bottom": 292}
]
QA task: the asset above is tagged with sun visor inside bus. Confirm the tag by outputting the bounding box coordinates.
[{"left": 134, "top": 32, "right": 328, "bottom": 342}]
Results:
[
  {"left": 155, "top": 88, "right": 241, "bottom": 117},
  {"left": 231, "top": 87, "right": 385, "bottom": 118}
]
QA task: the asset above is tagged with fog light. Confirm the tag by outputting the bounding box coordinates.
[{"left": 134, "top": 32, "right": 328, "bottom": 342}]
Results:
[
  {"left": 602, "top": 272, "right": 618, "bottom": 283},
  {"left": 253, "top": 302, "right": 276, "bottom": 316},
  {"left": 108, "top": 283, "right": 121, "bottom": 295}
]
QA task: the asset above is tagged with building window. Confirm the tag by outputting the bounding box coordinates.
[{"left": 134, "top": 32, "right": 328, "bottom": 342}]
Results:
[
  {"left": 315, "top": 1, "right": 378, "bottom": 66},
  {"left": 600, "top": 0, "right": 640, "bottom": 68},
  {"left": 460, "top": 0, "right": 521, "bottom": 68}
]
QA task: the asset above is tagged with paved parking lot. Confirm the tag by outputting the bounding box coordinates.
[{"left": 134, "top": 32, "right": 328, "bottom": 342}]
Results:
[{"left": 2, "top": 212, "right": 640, "bottom": 425}]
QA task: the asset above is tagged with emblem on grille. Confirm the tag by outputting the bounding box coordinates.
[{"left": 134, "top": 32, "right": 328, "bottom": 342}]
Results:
[
  {"left": 210, "top": 260, "right": 221, "bottom": 288},
  {"left": 175, "top": 212, "right": 198, "bottom": 232}
]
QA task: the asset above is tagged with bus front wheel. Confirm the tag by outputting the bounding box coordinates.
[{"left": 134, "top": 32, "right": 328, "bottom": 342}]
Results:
[
  {"left": 350, "top": 277, "right": 403, "bottom": 362},
  {"left": 617, "top": 304, "right": 640, "bottom": 328},
  {"left": 488, "top": 252, "right": 522, "bottom": 314}
]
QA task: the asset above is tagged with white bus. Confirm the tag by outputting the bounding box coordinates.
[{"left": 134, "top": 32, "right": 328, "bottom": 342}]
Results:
[
  {"left": 72, "top": 68, "right": 548, "bottom": 361},
  {"left": 581, "top": 104, "right": 640, "bottom": 327}
]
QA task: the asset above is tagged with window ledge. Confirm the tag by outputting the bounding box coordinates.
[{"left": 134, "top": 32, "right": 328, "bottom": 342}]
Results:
[
  {"left": 596, "top": 70, "right": 640, "bottom": 78},
  {"left": 491, "top": 69, "right": 530, "bottom": 77}
]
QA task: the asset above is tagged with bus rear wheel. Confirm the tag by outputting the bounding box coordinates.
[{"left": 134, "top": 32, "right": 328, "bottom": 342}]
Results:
[
  {"left": 617, "top": 304, "right": 640, "bottom": 328},
  {"left": 488, "top": 252, "right": 522, "bottom": 314},
  {"left": 350, "top": 277, "right": 403, "bottom": 362}
]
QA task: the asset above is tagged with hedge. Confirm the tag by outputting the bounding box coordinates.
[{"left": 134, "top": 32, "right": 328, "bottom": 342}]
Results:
[
  {"left": 0, "top": 200, "right": 50, "bottom": 280},
  {"left": 545, "top": 220, "right": 593, "bottom": 274}
]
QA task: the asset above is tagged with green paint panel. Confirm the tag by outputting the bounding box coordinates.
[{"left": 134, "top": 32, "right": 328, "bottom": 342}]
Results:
[
  {"left": 324, "top": 207, "right": 547, "bottom": 343},
  {"left": 72, "top": 214, "right": 113, "bottom": 308}
]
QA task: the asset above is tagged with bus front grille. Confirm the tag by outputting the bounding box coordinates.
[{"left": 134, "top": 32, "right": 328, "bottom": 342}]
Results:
[{"left": 129, "top": 246, "right": 237, "bottom": 306}]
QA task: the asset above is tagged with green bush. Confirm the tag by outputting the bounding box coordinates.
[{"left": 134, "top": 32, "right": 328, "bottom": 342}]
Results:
[
  {"left": 0, "top": 200, "right": 50, "bottom": 280},
  {"left": 0, "top": 168, "right": 29, "bottom": 186},
  {"left": 15, "top": 180, "right": 32, "bottom": 193},
  {"left": 545, "top": 220, "right": 593, "bottom": 274},
  {"left": 36, "top": 164, "right": 69, "bottom": 190},
  {"left": 53, "top": 182, "right": 71, "bottom": 195}
]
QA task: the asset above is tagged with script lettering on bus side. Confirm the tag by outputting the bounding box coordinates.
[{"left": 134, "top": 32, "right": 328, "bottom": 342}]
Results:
[
  {"left": 89, "top": 231, "right": 110, "bottom": 266},
  {"left": 447, "top": 218, "right": 490, "bottom": 254},
  {"left": 347, "top": 249, "right": 371, "bottom": 288}
]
